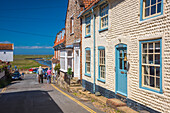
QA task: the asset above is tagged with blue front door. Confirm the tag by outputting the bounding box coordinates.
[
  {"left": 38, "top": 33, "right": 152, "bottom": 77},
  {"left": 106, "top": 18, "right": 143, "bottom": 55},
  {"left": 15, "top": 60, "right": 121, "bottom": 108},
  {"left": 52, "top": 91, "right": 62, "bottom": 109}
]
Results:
[{"left": 115, "top": 44, "right": 127, "bottom": 96}]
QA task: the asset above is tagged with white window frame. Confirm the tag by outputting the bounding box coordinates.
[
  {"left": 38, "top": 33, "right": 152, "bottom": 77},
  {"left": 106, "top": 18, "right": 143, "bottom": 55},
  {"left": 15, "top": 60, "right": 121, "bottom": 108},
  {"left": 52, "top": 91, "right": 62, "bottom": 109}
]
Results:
[
  {"left": 85, "top": 14, "right": 91, "bottom": 36},
  {"left": 67, "top": 50, "right": 73, "bottom": 70},
  {"left": 60, "top": 50, "right": 67, "bottom": 72},
  {"left": 139, "top": 39, "right": 163, "bottom": 94},
  {"left": 100, "top": 3, "right": 109, "bottom": 30}
]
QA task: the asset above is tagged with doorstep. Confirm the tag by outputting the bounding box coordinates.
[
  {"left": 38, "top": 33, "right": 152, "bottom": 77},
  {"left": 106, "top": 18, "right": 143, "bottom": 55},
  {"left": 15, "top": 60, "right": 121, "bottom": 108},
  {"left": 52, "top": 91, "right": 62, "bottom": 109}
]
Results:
[{"left": 78, "top": 90, "right": 138, "bottom": 113}]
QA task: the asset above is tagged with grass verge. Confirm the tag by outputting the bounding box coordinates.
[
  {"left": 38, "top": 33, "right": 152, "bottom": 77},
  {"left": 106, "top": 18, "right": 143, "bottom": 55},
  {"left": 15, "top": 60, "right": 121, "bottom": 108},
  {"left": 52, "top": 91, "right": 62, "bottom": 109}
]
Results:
[{"left": 11, "top": 55, "right": 53, "bottom": 69}]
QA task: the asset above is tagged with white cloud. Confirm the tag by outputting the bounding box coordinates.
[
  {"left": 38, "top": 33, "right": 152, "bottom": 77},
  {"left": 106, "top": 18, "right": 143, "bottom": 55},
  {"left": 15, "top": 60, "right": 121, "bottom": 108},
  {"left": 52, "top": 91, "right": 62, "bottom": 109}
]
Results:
[
  {"left": 15, "top": 46, "right": 53, "bottom": 49},
  {"left": 0, "top": 41, "right": 11, "bottom": 44}
]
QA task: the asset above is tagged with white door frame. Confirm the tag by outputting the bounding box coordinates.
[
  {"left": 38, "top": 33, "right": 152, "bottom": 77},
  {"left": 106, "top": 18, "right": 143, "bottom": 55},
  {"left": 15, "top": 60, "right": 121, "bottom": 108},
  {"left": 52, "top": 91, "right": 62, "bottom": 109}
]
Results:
[{"left": 74, "top": 48, "right": 80, "bottom": 79}]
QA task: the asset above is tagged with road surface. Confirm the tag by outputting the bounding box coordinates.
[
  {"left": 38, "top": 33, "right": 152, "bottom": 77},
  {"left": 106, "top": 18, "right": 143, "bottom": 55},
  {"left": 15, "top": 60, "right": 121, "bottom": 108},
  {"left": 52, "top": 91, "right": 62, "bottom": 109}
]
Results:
[{"left": 0, "top": 74, "right": 104, "bottom": 113}]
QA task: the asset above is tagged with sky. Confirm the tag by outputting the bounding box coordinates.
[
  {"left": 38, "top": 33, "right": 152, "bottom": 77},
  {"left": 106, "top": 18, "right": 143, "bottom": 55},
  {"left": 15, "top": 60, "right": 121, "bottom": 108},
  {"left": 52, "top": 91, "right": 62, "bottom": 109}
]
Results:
[{"left": 0, "top": 0, "right": 68, "bottom": 55}]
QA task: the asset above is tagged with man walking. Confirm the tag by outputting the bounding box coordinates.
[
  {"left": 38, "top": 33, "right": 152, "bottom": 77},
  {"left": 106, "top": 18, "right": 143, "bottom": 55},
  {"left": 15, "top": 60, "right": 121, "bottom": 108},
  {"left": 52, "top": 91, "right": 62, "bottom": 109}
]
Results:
[{"left": 37, "top": 66, "right": 43, "bottom": 83}]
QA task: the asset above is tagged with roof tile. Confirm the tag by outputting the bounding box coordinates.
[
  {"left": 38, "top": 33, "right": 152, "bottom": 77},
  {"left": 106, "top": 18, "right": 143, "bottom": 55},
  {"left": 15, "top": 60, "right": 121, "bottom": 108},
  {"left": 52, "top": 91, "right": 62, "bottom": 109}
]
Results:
[
  {"left": 83, "top": 0, "right": 96, "bottom": 8},
  {"left": 0, "top": 44, "right": 13, "bottom": 50}
]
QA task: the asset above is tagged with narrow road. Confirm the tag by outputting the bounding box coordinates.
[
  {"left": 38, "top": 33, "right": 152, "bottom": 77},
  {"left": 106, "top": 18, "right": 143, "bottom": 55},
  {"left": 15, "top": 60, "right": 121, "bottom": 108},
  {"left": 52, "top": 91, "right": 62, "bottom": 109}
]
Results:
[{"left": 0, "top": 74, "right": 104, "bottom": 113}]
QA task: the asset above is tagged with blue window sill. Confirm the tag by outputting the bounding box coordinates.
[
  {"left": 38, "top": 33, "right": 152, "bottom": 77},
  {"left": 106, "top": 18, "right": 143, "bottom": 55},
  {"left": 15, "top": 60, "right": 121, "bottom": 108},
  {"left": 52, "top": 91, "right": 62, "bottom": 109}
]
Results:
[
  {"left": 85, "top": 34, "right": 91, "bottom": 38},
  {"left": 140, "top": 86, "right": 163, "bottom": 94},
  {"left": 140, "top": 13, "right": 162, "bottom": 21},
  {"left": 98, "top": 27, "right": 108, "bottom": 32},
  {"left": 97, "top": 78, "right": 105, "bottom": 83},
  {"left": 84, "top": 73, "right": 91, "bottom": 77}
]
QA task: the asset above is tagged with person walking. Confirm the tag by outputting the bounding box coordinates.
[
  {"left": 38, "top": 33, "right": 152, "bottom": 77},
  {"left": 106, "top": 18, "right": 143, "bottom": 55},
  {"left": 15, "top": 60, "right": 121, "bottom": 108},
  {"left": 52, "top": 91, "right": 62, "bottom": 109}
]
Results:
[
  {"left": 47, "top": 68, "right": 51, "bottom": 84},
  {"left": 37, "top": 66, "right": 43, "bottom": 83}
]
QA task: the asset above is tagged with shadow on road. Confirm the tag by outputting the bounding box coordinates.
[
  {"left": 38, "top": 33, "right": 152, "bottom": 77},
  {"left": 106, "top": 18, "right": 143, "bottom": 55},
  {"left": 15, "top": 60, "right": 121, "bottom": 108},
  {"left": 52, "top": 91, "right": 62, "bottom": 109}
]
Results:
[{"left": 0, "top": 90, "right": 63, "bottom": 113}]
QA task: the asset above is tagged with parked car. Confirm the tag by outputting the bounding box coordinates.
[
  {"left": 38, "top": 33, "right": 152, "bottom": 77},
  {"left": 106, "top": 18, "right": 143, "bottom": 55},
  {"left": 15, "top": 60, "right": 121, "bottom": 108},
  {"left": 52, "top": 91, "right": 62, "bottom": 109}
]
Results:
[
  {"left": 33, "top": 68, "right": 38, "bottom": 73},
  {"left": 29, "top": 68, "right": 33, "bottom": 72},
  {"left": 12, "top": 71, "right": 21, "bottom": 80}
]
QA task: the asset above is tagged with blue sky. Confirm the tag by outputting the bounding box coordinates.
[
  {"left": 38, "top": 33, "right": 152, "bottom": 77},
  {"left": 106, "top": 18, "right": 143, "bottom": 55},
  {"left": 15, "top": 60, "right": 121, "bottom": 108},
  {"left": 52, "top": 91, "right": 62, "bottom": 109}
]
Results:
[{"left": 0, "top": 0, "right": 68, "bottom": 55}]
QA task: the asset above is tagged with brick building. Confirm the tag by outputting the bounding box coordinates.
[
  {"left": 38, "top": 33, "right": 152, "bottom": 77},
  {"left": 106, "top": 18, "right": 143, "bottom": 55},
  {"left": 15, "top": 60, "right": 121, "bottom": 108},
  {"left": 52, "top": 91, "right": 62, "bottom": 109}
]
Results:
[
  {"left": 52, "top": 28, "right": 65, "bottom": 74},
  {"left": 60, "top": 0, "right": 95, "bottom": 80},
  {"left": 79, "top": 0, "right": 170, "bottom": 112}
]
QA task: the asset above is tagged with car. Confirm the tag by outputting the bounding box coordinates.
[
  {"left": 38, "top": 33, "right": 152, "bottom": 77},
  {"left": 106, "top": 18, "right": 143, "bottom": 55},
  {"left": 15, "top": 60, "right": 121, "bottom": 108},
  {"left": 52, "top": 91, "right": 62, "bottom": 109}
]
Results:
[
  {"left": 12, "top": 71, "right": 21, "bottom": 80},
  {"left": 33, "top": 68, "right": 38, "bottom": 73},
  {"left": 29, "top": 68, "right": 33, "bottom": 72}
]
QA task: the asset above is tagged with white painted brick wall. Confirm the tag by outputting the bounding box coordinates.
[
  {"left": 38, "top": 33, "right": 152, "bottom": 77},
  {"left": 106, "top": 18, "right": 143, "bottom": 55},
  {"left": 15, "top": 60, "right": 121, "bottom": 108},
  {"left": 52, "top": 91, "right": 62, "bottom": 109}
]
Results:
[
  {"left": 0, "top": 50, "right": 13, "bottom": 62},
  {"left": 82, "top": 0, "right": 170, "bottom": 112}
]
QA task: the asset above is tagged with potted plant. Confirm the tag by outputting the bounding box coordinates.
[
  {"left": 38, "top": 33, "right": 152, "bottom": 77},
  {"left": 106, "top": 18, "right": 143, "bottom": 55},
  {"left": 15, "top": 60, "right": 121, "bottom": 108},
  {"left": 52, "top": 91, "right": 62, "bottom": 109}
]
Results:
[
  {"left": 67, "top": 68, "right": 72, "bottom": 85},
  {"left": 67, "top": 68, "right": 72, "bottom": 78}
]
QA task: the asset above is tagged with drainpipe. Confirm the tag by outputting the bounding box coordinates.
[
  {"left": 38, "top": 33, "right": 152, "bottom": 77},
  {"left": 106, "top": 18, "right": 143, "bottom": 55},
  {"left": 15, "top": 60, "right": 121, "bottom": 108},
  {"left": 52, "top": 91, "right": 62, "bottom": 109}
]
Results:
[{"left": 92, "top": 7, "right": 96, "bottom": 94}]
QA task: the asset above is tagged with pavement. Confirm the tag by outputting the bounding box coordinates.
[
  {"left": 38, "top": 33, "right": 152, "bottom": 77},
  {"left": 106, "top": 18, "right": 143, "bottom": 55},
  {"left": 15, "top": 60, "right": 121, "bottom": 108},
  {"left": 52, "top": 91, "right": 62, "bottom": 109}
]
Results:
[{"left": 0, "top": 74, "right": 104, "bottom": 113}]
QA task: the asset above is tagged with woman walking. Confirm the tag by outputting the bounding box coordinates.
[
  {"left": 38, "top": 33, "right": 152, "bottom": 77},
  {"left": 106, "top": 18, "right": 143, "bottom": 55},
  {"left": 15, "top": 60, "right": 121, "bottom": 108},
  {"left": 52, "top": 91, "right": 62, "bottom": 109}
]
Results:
[{"left": 47, "top": 68, "right": 51, "bottom": 84}]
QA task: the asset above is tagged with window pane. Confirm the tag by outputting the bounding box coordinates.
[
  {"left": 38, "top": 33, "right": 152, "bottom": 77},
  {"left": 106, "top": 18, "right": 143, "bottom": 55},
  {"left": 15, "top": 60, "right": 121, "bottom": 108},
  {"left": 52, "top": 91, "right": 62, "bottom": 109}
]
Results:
[
  {"left": 155, "top": 42, "right": 160, "bottom": 53},
  {"left": 143, "top": 43, "right": 147, "bottom": 53},
  {"left": 106, "top": 17, "right": 108, "bottom": 25},
  {"left": 145, "top": 8, "right": 150, "bottom": 17},
  {"left": 145, "top": 0, "right": 150, "bottom": 7},
  {"left": 143, "top": 65, "right": 149, "bottom": 74},
  {"left": 100, "top": 66, "right": 105, "bottom": 78},
  {"left": 60, "top": 51, "right": 65, "bottom": 56},
  {"left": 150, "top": 66, "right": 154, "bottom": 75},
  {"left": 149, "top": 43, "right": 153, "bottom": 53},
  {"left": 144, "top": 75, "right": 149, "bottom": 86},
  {"left": 149, "top": 54, "right": 153, "bottom": 64},
  {"left": 87, "top": 62, "right": 90, "bottom": 73},
  {"left": 86, "top": 56, "right": 90, "bottom": 61},
  {"left": 156, "top": 78, "right": 160, "bottom": 88},
  {"left": 151, "top": 5, "right": 156, "bottom": 15},
  {"left": 120, "top": 58, "right": 122, "bottom": 69},
  {"left": 120, "top": 50, "right": 122, "bottom": 57},
  {"left": 151, "top": 0, "right": 156, "bottom": 5},
  {"left": 88, "top": 25, "right": 90, "bottom": 33},
  {"left": 68, "top": 58, "right": 72, "bottom": 68},
  {"left": 68, "top": 51, "right": 72, "bottom": 56},
  {"left": 143, "top": 54, "right": 147, "bottom": 64},
  {"left": 150, "top": 76, "right": 155, "bottom": 87},
  {"left": 155, "top": 54, "right": 160, "bottom": 64},
  {"left": 156, "top": 67, "right": 160, "bottom": 77},
  {"left": 158, "top": 0, "right": 162, "bottom": 2},
  {"left": 60, "top": 58, "right": 65, "bottom": 70},
  {"left": 124, "top": 61, "right": 127, "bottom": 70},
  {"left": 86, "top": 50, "right": 90, "bottom": 56},
  {"left": 157, "top": 3, "right": 161, "bottom": 13}
]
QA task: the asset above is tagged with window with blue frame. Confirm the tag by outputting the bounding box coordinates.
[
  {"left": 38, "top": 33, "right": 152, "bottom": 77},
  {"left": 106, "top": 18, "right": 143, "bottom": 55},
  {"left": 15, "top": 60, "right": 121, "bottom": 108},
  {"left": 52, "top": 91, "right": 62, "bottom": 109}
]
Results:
[
  {"left": 98, "top": 47, "right": 106, "bottom": 81},
  {"left": 100, "top": 3, "right": 108, "bottom": 30},
  {"left": 85, "top": 14, "right": 91, "bottom": 37},
  {"left": 85, "top": 48, "right": 91, "bottom": 76},
  {"left": 141, "top": 0, "right": 163, "bottom": 20},
  {"left": 140, "top": 39, "right": 162, "bottom": 93}
]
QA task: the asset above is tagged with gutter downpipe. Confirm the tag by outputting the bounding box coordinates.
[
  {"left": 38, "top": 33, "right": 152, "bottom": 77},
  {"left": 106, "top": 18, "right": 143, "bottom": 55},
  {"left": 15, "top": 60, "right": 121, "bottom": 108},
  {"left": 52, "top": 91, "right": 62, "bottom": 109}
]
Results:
[{"left": 92, "top": 7, "right": 96, "bottom": 94}]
